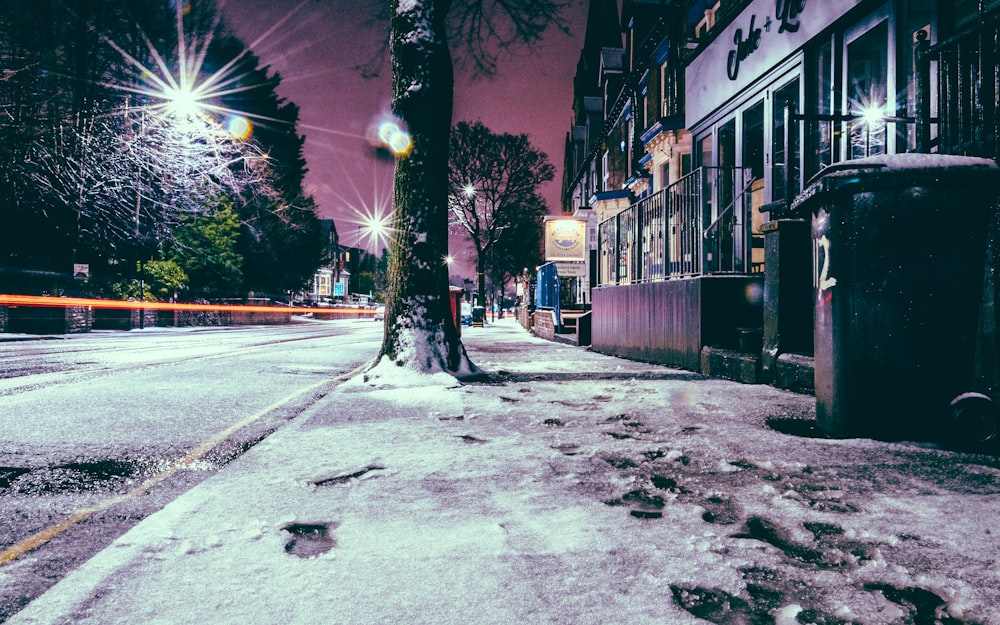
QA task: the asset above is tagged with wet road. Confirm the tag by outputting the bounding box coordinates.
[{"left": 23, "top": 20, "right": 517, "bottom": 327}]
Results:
[{"left": 0, "top": 319, "right": 382, "bottom": 622}]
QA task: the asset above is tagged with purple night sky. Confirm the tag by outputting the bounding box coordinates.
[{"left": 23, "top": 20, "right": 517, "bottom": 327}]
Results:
[{"left": 220, "top": 0, "right": 590, "bottom": 264}]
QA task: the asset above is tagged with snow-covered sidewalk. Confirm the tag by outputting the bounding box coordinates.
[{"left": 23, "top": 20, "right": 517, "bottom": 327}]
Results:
[{"left": 6, "top": 318, "right": 1000, "bottom": 625}]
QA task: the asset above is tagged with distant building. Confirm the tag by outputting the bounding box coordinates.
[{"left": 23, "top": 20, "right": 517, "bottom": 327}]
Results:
[{"left": 309, "top": 219, "right": 348, "bottom": 302}]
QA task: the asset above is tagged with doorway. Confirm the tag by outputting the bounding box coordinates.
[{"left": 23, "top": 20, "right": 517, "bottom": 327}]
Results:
[{"left": 843, "top": 7, "right": 895, "bottom": 158}]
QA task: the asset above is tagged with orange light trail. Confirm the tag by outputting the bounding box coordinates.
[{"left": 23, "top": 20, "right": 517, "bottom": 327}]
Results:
[{"left": 0, "top": 294, "right": 374, "bottom": 316}]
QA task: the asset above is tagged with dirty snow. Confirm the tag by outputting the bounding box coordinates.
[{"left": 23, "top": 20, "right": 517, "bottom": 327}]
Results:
[{"left": 6, "top": 318, "right": 1000, "bottom": 625}]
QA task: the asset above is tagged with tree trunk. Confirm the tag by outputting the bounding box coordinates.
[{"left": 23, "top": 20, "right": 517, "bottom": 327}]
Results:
[{"left": 378, "top": 0, "right": 476, "bottom": 377}]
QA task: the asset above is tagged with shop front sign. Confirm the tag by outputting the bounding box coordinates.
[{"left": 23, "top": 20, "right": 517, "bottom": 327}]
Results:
[
  {"left": 687, "top": 0, "right": 865, "bottom": 126},
  {"left": 776, "top": 0, "right": 807, "bottom": 33},
  {"left": 544, "top": 218, "right": 588, "bottom": 262}
]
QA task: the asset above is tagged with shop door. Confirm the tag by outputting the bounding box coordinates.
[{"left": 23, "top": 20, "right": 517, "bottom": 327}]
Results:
[
  {"left": 743, "top": 101, "right": 765, "bottom": 183},
  {"left": 844, "top": 11, "right": 894, "bottom": 158},
  {"left": 716, "top": 119, "right": 737, "bottom": 272},
  {"left": 743, "top": 101, "right": 765, "bottom": 272},
  {"left": 771, "top": 78, "right": 801, "bottom": 203}
]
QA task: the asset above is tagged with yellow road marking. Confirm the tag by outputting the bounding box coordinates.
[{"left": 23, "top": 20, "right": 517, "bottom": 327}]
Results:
[{"left": 0, "top": 359, "right": 372, "bottom": 567}]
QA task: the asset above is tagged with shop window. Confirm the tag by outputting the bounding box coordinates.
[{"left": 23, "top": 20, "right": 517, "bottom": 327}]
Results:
[
  {"left": 317, "top": 273, "right": 331, "bottom": 297},
  {"left": 772, "top": 78, "right": 800, "bottom": 201},
  {"left": 806, "top": 38, "right": 835, "bottom": 178},
  {"left": 697, "top": 134, "right": 714, "bottom": 169},
  {"left": 742, "top": 101, "right": 765, "bottom": 181},
  {"left": 719, "top": 119, "right": 737, "bottom": 169},
  {"left": 743, "top": 100, "right": 767, "bottom": 272},
  {"left": 718, "top": 118, "right": 737, "bottom": 218},
  {"left": 846, "top": 21, "right": 889, "bottom": 159},
  {"left": 698, "top": 134, "right": 714, "bottom": 231}
]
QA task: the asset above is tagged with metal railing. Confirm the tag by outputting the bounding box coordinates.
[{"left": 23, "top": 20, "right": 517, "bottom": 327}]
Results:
[
  {"left": 916, "top": 10, "right": 1000, "bottom": 159},
  {"left": 704, "top": 168, "right": 757, "bottom": 274},
  {"left": 598, "top": 166, "right": 755, "bottom": 286},
  {"left": 666, "top": 168, "right": 703, "bottom": 278}
]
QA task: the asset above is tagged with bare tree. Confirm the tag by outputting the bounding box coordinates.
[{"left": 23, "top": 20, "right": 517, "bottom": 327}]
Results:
[
  {"left": 447, "top": 120, "right": 553, "bottom": 312},
  {"left": 1, "top": 0, "right": 317, "bottom": 291},
  {"left": 491, "top": 193, "right": 547, "bottom": 301},
  {"left": 373, "top": 0, "right": 569, "bottom": 380},
  {"left": 27, "top": 63, "right": 273, "bottom": 266}
]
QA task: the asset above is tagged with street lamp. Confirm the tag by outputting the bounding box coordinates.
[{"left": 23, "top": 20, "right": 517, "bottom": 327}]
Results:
[
  {"left": 357, "top": 211, "right": 391, "bottom": 253},
  {"left": 130, "top": 100, "right": 147, "bottom": 329},
  {"left": 461, "top": 183, "right": 488, "bottom": 314},
  {"left": 850, "top": 102, "right": 882, "bottom": 159},
  {"left": 162, "top": 85, "right": 202, "bottom": 119}
]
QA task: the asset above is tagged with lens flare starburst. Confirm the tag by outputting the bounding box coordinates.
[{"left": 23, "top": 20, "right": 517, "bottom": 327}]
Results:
[
  {"left": 356, "top": 210, "right": 393, "bottom": 253},
  {"left": 101, "top": 0, "right": 312, "bottom": 136},
  {"left": 332, "top": 159, "right": 395, "bottom": 254}
]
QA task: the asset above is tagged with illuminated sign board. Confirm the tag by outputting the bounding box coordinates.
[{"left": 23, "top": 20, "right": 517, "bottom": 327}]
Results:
[{"left": 544, "top": 218, "right": 587, "bottom": 262}]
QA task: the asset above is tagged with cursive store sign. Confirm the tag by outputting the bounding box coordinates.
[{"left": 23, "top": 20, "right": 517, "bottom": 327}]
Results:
[
  {"left": 776, "top": 0, "right": 806, "bottom": 33},
  {"left": 727, "top": 0, "right": 808, "bottom": 80},
  {"left": 687, "top": 0, "right": 864, "bottom": 126}
]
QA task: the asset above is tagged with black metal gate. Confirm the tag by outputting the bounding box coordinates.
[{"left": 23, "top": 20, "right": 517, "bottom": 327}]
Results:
[{"left": 916, "top": 8, "right": 1000, "bottom": 160}]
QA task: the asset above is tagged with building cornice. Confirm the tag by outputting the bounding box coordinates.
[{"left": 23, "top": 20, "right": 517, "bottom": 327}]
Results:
[{"left": 567, "top": 15, "right": 675, "bottom": 193}]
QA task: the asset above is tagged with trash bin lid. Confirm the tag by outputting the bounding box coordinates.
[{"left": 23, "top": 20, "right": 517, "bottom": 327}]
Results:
[{"left": 789, "top": 153, "right": 1000, "bottom": 216}]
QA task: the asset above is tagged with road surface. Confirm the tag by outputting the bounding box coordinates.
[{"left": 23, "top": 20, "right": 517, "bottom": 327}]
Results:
[{"left": 0, "top": 318, "right": 382, "bottom": 622}]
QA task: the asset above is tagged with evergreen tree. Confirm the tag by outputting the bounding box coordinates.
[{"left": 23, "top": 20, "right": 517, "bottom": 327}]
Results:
[
  {"left": 239, "top": 193, "right": 326, "bottom": 296},
  {"left": 195, "top": 23, "right": 325, "bottom": 296},
  {"left": 169, "top": 196, "right": 243, "bottom": 296}
]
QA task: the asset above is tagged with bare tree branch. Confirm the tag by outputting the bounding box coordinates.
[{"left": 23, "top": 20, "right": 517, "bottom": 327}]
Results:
[{"left": 447, "top": 120, "right": 553, "bottom": 308}]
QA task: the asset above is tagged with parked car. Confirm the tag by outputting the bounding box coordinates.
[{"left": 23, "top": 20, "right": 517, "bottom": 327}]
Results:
[
  {"left": 461, "top": 302, "right": 472, "bottom": 326},
  {"left": 373, "top": 304, "right": 386, "bottom": 321}
]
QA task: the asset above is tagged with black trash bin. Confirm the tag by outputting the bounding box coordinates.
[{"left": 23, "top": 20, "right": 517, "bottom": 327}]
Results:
[
  {"left": 789, "top": 154, "right": 1000, "bottom": 448},
  {"left": 472, "top": 305, "right": 485, "bottom": 328}
]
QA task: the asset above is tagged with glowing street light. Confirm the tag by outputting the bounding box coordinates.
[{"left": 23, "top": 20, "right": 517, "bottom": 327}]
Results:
[
  {"left": 356, "top": 209, "right": 392, "bottom": 253},
  {"left": 162, "top": 85, "right": 203, "bottom": 119},
  {"left": 852, "top": 101, "right": 886, "bottom": 158},
  {"left": 855, "top": 102, "right": 886, "bottom": 129},
  {"left": 362, "top": 213, "right": 389, "bottom": 238},
  {"left": 104, "top": 0, "right": 278, "bottom": 144}
]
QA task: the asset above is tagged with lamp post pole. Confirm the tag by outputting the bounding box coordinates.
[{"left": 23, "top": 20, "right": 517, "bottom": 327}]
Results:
[
  {"left": 134, "top": 104, "right": 145, "bottom": 330},
  {"left": 491, "top": 243, "right": 496, "bottom": 323}
]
